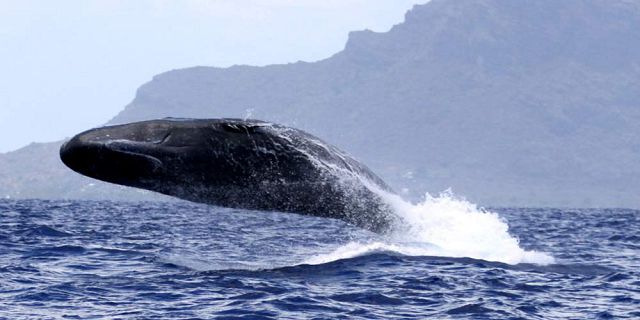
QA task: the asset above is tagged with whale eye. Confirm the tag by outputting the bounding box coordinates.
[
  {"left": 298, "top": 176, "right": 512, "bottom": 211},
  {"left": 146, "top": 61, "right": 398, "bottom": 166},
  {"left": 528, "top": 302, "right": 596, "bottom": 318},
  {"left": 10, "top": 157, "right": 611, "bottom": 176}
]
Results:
[{"left": 221, "top": 123, "right": 261, "bottom": 134}]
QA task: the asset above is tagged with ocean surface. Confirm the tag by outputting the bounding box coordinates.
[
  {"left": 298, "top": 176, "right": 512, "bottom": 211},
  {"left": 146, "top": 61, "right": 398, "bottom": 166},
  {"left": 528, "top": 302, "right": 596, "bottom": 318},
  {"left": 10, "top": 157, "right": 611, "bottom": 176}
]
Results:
[{"left": 0, "top": 197, "right": 638, "bottom": 319}]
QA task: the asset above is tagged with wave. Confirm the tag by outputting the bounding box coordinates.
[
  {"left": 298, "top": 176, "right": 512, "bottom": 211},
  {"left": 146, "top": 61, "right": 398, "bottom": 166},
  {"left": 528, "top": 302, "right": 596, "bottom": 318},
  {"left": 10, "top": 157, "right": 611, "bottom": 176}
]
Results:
[
  {"left": 157, "top": 191, "right": 555, "bottom": 271},
  {"left": 155, "top": 189, "right": 554, "bottom": 271}
]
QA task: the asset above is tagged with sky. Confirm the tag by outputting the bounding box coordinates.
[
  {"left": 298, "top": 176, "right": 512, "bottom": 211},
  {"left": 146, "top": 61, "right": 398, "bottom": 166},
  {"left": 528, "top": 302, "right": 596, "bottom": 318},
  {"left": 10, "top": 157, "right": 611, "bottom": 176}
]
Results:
[{"left": 0, "top": 0, "right": 429, "bottom": 153}]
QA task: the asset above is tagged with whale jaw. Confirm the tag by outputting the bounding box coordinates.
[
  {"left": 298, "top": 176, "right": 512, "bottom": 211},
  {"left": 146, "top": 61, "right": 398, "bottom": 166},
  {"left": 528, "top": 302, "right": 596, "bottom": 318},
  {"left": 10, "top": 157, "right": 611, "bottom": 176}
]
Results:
[{"left": 60, "top": 136, "right": 164, "bottom": 187}]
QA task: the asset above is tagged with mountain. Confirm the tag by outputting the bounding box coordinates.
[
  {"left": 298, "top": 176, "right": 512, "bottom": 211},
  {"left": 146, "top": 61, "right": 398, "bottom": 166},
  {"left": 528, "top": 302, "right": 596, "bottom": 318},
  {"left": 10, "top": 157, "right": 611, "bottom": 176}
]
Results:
[
  {"left": 2, "top": 0, "right": 639, "bottom": 208},
  {"left": 0, "top": 141, "right": 170, "bottom": 201}
]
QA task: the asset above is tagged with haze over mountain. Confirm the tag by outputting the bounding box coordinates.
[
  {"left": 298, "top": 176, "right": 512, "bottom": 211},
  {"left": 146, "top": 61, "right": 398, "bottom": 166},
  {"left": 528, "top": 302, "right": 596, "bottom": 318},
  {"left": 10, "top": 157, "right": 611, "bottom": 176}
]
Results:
[{"left": 2, "top": 0, "right": 639, "bottom": 208}]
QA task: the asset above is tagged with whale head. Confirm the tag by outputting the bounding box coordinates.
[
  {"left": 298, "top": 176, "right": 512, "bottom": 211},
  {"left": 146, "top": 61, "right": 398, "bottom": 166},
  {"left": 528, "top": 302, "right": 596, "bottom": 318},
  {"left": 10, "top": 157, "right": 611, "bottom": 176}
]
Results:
[{"left": 60, "top": 118, "right": 317, "bottom": 200}]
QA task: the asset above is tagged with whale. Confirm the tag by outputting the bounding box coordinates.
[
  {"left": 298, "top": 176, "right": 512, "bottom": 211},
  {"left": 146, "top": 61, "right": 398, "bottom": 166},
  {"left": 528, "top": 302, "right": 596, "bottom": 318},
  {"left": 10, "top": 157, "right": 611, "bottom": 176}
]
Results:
[{"left": 59, "top": 118, "right": 399, "bottom": 233}]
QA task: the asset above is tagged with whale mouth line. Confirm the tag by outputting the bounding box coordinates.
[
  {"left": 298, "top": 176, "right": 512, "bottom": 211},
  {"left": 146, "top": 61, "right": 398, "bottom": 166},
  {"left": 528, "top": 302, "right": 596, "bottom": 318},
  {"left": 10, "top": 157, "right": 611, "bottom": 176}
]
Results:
[
  {"left": 112, "top": 149, "right": 164, "bottom": 169},
  {"left": 103, "top": 141, "right": 165, "bottom": 170},
  {"left": 60, "top": 138, "right": 165, "bottom": 182}
]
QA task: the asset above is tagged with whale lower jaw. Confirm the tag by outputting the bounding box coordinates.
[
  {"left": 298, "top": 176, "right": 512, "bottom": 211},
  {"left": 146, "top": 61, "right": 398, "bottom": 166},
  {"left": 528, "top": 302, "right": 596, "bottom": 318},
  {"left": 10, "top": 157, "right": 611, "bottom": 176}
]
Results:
[{"left": 60, "top": 139, "right": 164, "bottom": 186}]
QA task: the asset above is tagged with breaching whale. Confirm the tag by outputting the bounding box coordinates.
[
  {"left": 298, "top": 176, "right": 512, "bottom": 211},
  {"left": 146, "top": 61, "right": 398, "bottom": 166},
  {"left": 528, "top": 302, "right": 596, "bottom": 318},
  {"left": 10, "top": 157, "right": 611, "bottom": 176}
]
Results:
[{"left": 60, "top": 118, "right": 399, "bottom": 233}]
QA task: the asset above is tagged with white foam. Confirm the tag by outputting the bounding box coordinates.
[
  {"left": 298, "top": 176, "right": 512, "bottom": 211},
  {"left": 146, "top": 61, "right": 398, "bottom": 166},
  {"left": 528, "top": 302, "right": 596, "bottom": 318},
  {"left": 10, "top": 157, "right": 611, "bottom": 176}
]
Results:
[
  {"left": 272, "top": 128, "right": 554, "bottom": 266},
  {"left": 305, "top": 190, "right": 555, "bottom": 266}
]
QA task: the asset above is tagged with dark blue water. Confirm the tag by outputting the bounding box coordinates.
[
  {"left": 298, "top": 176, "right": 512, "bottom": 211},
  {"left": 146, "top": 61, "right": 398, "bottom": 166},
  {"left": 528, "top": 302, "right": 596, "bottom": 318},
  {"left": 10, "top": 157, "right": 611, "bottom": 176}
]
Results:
[{"left": 1, "top": 199, "right": 639, "bottom": 319}]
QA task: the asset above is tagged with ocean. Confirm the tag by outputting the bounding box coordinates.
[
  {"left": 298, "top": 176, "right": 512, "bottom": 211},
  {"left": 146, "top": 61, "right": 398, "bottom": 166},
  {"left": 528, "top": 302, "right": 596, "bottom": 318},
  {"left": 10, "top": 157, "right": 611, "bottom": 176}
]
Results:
[{"left": 0, "top": 197, "right": 638, "bottom": 319}]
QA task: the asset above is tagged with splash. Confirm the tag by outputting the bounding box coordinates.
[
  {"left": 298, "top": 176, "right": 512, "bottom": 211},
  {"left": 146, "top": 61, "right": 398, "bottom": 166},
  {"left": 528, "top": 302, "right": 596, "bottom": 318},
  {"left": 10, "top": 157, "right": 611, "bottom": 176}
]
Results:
[
  {"left": 268, "top": 127, "right": 554, "bottom": 265},
  {"left": 242, "top": 108, "right": 254, "bottom": 121},
  {"left": 306, "top": 190, "right": 555, "bottom": 266}
]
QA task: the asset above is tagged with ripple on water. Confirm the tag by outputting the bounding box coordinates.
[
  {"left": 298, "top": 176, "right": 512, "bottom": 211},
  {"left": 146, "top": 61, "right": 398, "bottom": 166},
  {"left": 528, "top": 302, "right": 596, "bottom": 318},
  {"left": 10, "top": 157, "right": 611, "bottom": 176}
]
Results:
[{"left": 0, "top": 200, "right": 638, "bottom": 319}]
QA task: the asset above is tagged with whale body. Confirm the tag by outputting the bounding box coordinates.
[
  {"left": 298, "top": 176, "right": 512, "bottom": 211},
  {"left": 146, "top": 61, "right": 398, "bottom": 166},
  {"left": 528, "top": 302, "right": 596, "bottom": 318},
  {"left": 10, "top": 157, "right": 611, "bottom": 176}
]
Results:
[{"left": 59, "top": 118, "right": 399, "bottom": 233}]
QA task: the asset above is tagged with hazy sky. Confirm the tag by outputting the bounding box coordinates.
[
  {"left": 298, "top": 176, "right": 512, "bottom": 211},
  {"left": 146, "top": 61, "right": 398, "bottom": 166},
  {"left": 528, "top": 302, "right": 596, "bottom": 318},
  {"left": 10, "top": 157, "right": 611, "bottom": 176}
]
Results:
[{"left": 0, "top": 0, "right": 429, "bottom": 153}]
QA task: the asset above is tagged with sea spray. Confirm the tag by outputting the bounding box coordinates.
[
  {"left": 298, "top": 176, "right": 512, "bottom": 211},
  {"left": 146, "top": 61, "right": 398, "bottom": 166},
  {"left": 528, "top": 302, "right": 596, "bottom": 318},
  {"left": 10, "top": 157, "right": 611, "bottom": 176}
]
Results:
[
  {"left": 306, "top": 190, "right": 555, "bottom": 265},
  {"left": 277, "top": 129, "right": 554, "bottom": 265}
]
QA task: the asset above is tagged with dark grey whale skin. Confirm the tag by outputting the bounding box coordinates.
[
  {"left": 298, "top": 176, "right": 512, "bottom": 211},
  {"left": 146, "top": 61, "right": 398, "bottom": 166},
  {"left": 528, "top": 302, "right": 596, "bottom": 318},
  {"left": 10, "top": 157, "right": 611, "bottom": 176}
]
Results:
[{"left": 60, "top": 118, "right": 399, "bottom": 233}]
